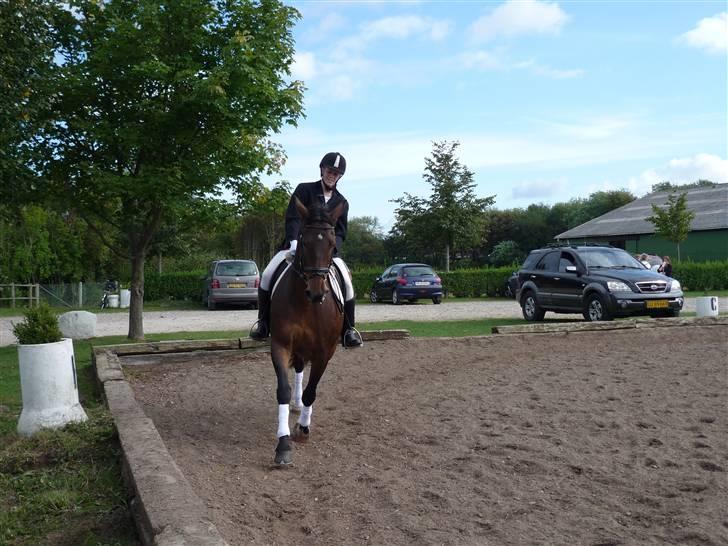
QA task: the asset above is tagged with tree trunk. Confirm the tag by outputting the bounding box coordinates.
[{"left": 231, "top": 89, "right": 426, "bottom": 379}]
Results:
[
  {"left": 128, "top": 252, "right": 146, "bottom": 340},
  {"left": 445, "top": 242, "right": 450, "bottom": 272},
  {"left": 158, "top": 252, "right": 162, "bottom": 274},
  {"left": 676, "top": 243, "right": 681, "bottom": 261}
]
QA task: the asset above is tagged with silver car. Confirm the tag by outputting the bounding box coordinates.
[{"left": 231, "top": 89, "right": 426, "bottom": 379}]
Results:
[{"left": 202, "top": 259, "right": 259, "bottom": 310}]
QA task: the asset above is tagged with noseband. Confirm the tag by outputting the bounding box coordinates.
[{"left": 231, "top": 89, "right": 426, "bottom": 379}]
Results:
[{"left": 293, "top": 224, "right": 335, "bottom": 282}]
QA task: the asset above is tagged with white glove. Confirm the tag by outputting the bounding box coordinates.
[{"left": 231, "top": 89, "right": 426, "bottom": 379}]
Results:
[{"left": 285, "top": 240, "right": 297, "bottom": 262}]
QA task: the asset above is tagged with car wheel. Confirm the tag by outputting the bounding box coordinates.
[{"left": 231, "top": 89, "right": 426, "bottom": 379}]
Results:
[
  {"left": 392, "top": 289, "right": 401, "bottom": 305},
  {"left": 207, "top": 298, "right": 216, "bottom": 310},
  {"left": 521, "top": 291, "right": 545, "bottom": 321},
  {"left": 583, "top": 293, "right": 612, "bottom": 321},
  {"left": 370, "top": 290, "right": 378, "bottom": 304},
  {"left": 432, "top": 295, "right": 442, "bottom": 304}
]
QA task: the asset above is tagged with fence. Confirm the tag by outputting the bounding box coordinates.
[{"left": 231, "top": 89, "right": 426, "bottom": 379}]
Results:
[
  {"left": 0, "top": 284, "right": 40, "bottom": 308},
  {"left": 0, "top": 282, "right": 111, "bottom": 309}
]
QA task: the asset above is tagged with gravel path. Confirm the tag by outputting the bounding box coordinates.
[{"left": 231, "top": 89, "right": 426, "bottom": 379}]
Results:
[{"left": 0, "top": 297, "right": 724, "bottom": 346}]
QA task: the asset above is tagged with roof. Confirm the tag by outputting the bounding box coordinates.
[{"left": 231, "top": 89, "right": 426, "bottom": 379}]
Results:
[{"left": 555, "top": 183, "right": 728, "bottom": 239}]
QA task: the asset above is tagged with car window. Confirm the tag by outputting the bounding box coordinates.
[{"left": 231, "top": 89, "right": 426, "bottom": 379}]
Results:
[
  {"left": 521, "top": 252, "right": 543, "bottom": 270},
  {"left": 403, "top": 266, "right": 435, "bottom": 277},
  {"left": 380, "top": 267, "right": 391, "bottom": 278},
  {"left": 559, "top": 252, "right": 577, "bottom": 273},
  {"left": 535, "top": 251, "right": 559, "bottom": 272},
  {"left": 215, "top": 262, "right": 257, "bottom": 276},
  {"left": 579, "top": 248, "right": 641, "bottom": 268},
  {"left": 390, "top": 267, "right": 400, "bottom": 277}
]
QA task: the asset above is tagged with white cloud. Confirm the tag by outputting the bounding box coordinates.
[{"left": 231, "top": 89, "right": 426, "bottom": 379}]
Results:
[
  {"left": 678, "top": 12, "right": 728, "bottom": 54},
  {"left": 359, "top": 15, "right": 452, "bottom": 42},
  {"left": 458, "top": 50, "right": 503, "bottom": 70},
  {"left": 628, "top": 153, "right": 728, "bottom": 196},
  {"left": 468, "top": 0, "right": 569, "bottom": 43},
  {"left": 511, "top": 179, "right": 568, "bottom": 199},
  {"left": 542, "top": 116, "right": 634, "bottom": 140},
  {"left": 291, "top": 52, "right": 317, "bottom": 80},
  {"left": 515, "top": 59, "right": 583, "bottom": 79}
]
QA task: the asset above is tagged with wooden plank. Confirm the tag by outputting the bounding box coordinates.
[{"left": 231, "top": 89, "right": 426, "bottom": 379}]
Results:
[
  {"left": 493, "top": 316, "right": 728, "bottom": 335},
  {"left": 493, "top": 322, "right": 635, "bottom": 335},
  {"left": 97, "top": 338, "right": 240, "bottom": 356}
]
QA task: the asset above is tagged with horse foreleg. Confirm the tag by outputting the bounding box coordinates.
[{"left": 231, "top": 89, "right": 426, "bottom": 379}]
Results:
[
  {"left": 272, "top": 345, "right": 293, "bottom": 465},
  {"left": 293, "top": 360, "right": 328, "bottom": 441},
  {"left": 290, "top": 356, "right": 305, "bottom": 414}
]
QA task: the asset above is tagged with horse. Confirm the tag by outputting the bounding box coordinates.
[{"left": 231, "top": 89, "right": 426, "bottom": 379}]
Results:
[{"left": 270, "top": 196, "right": 346, "bottom": 465}]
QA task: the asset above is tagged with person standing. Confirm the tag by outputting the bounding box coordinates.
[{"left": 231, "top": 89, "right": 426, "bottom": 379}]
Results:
[
  {"left": 249, "top": 152, "right": 363, "bottom": 348},
  {"left": 658, "top": 255, "right": 673, "bottom": 277}
]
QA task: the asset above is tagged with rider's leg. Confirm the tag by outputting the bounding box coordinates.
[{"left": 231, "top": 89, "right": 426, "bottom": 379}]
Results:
[
  {"left": 333, "top": 257, "right": 363, "bottom": 348},
  {"left": 250, "top": 251, "right": 287, "bottom": 340}
]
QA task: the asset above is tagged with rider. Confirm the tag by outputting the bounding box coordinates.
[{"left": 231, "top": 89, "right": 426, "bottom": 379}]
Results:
[{"left": 249, "top": 152, "right": 364, "bottom": 348}]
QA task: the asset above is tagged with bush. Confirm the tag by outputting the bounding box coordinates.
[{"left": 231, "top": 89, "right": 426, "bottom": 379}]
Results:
[{"left": 12, "top": 305, "right": 63, "bottom": 345}]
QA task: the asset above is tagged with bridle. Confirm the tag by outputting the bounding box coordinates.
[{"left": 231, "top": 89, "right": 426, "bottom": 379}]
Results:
[{"left": 292, "top": 223, "right": 335, "bottom": 283}]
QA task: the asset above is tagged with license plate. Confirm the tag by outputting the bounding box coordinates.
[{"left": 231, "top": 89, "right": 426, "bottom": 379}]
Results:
[
  {"left": 227, "top": 283, "right": 246, "bottom": 288},
  {"left": 415, "top": 281, "right": 429, "bottom": 286},
  {"left": 646, "top": 300, "right": 668, "bottom": 309}
]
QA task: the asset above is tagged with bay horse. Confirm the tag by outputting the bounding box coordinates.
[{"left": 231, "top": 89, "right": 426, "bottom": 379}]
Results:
[{"left": 270, "top": 196, "right": 346, "bottom": 465}]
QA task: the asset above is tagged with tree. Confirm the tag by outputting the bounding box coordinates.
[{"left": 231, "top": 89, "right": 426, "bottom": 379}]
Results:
[
  {"left": 646, "top": 192, "right": 695, "bottom": 260},
  {"left": 487, "top": 240, "right": 524, "bottom": 267},
  {"left": 236, "top": 180, "right": 292, "bottom": 266},
  {"left": 341, "top": 216, "right": 386, "bottom": 267},
  {"left": 0, "top": 0, "right": 62, "bottom": 208},
  {"left": 391, "top": 140, "right": 494, "bottom": 271},
  {"left": 38, "top": 0, "right": 304, "bottom": 339}
]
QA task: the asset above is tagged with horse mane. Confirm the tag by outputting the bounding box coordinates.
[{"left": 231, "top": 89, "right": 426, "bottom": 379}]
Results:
[{"left": 306, "top": 202, "right": 335, "bottom": 227}]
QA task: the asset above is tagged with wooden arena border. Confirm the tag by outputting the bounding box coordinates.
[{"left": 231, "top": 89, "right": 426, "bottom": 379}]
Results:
[
  {"left": 92, "top": 330, "right": 410, "bottom": 546},
  {"left": 492, "top": 315, "right": 728, "bottom": 334}
]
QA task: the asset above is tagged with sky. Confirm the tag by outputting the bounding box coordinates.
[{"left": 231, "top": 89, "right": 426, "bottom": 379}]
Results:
[{"left": 261, "top": 0, "right": 728, "bottom": 230}]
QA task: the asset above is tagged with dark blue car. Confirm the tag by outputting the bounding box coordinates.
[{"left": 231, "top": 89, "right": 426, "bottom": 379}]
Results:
[{"left": 370, "top": 263, "right": 444, "bottom": 305}]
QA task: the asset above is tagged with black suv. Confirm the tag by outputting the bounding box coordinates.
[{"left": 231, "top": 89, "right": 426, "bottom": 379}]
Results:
[{"left": 516, "top": 244, "right": 684, "bottom": 321}]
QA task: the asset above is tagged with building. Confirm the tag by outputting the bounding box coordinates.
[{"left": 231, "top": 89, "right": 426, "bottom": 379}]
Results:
[{"left": 555, "top": 183, "right": 728, "bottom": 261}]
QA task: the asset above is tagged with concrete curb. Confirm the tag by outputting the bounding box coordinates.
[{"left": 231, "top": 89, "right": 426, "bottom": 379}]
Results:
[{"left": 94, "top": 349, "right": 229, "bottom": 546}]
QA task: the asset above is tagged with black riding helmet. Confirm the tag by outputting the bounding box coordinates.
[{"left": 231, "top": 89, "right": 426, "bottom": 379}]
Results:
[{"left": 319, "top": 152, "right": 346, "bottom": 176}]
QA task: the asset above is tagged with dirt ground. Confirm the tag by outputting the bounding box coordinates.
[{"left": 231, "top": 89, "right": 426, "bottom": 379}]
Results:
[{"left": 125, "top": 326, "right": 727, "bottom": 546}]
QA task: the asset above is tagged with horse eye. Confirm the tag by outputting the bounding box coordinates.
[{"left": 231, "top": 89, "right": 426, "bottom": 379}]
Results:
[{"left": 317, "top": 233, "right": 323, "bottom": 240}]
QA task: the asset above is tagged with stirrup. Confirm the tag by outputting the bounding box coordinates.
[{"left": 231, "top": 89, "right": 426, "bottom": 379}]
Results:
[
  {"left": 250, "top": 320, "right": 269, "bottom": 340},
  {"left": 343, "top": 328, "right": 363, "bottom": 348}
]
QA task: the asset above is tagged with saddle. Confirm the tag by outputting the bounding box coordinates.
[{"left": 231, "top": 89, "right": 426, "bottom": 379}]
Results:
[{"left": 270, "top": 259, "right": 345, "bottom": 311}]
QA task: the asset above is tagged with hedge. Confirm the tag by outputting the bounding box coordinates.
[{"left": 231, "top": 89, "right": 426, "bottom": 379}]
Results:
[{"left": 138, "top": 261, "right": 728, "bottom": 302}]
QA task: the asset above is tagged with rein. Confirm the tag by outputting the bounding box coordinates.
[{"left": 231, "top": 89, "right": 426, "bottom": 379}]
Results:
[{"left": 292, "top": 224, "right": 335, "bottom": 281}]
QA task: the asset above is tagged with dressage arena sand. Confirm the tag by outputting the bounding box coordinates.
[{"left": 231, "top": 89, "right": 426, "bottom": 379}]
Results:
[{"left": 125, "top": 326, "right": 727, "bottom": 546}]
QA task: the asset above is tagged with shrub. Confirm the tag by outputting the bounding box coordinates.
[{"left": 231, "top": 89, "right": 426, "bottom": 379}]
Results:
[{"left": 12, "top": 305, "right": 63, "bottom": 345}]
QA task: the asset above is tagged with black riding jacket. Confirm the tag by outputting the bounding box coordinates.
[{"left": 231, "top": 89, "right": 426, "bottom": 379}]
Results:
[{"left": 283, "top": 180, "right": 349, "bottom": 254}]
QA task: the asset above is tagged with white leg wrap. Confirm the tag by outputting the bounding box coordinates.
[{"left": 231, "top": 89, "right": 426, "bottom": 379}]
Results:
[
  {"left": 298, "top": 405, "right": 312, "bottom": 428},
  {"left": 293, "top": 371, "right": 304, "bottom": 408},
  {"left": 333, "top": 257, "right": 354, "bottom": 301},
  {"left": 277, "top": 404, "right": 290, "bottom": 438}
]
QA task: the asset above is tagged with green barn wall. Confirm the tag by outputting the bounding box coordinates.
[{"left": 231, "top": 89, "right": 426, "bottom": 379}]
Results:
[{"left": 574, "top": 229, "right": 727, "bottom": 261}]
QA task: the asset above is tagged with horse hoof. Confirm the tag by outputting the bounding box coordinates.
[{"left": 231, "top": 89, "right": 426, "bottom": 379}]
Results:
[
  {"left": 292, "top": 423, "right": 310, "bottom": 442},
  {"left": 274, "top": 435, "right": 293, "bottom": 464}
]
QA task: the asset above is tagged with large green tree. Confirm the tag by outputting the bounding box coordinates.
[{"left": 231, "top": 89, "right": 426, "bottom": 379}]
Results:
[
  {"left": 38, "top": 0, "right": 303, "bottom": 339},
  {"left": 0, "top": 0, "right": 64, "bottom": 208},
  {"left": 341, "top": 216, "right": 387, "bottom": 267},
  {"left": 391, "top": 140, "right": 494, "bottom": 271},
  {"left": 646, "top": 192, "right": 695, "bottom": 260}
]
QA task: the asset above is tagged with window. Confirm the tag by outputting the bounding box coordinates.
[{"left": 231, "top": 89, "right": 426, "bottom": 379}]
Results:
[
  {"left": 559, "top": 253, "right": 577, "bottom": 273},
  {"left": 536, "top": 251, "right": 560, "bottom": 272}
]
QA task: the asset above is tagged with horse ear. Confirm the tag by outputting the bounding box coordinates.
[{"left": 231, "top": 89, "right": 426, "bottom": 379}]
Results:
[
  {"left": 294, "top": 196, "right": 309, "bottom": 220},
  {"left": 328, "top": 200, "right": 347, "bottom": 224}
]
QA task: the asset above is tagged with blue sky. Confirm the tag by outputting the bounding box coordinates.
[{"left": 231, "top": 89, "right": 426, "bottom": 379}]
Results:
[{"left": 263, "top": 0, "right": 728, "bottom": 230}]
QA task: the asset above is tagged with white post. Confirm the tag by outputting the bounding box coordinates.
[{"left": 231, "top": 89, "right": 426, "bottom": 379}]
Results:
[{"left": 78, "top": 282, "right": 83, "bottom": 308}]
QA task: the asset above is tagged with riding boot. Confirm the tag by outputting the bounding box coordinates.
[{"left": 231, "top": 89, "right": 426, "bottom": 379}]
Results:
[
  {"left": 250, "top": 288, "right": 271, "bottom": 340},
  {"left": 342, "top": 299, "right": 363, "bottom": 348}
]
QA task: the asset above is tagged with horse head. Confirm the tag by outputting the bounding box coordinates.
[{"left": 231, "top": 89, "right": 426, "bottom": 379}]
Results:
[{"left": 293, "top": 197, "right": 346, "bottom": 304}]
